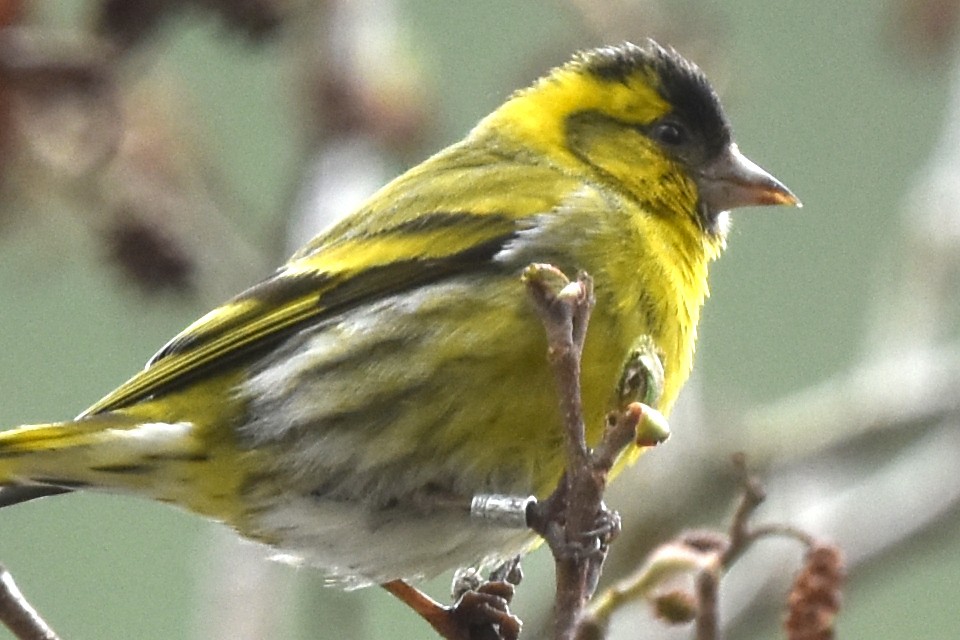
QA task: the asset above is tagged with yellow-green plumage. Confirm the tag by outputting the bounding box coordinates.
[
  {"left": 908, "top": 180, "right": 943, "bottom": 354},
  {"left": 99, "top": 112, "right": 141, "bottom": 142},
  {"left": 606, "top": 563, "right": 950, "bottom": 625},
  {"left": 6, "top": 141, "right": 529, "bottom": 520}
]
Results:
[{"left": 0, "top": 41, "right": 796, "bottom": 585}]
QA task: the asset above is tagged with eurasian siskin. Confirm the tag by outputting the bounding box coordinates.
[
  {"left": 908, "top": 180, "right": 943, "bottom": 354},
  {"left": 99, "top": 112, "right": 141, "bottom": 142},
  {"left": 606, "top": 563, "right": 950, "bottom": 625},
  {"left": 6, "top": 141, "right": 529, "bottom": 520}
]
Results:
[{"left": 0, "top": 40, "right": 797, "bottom": 587}]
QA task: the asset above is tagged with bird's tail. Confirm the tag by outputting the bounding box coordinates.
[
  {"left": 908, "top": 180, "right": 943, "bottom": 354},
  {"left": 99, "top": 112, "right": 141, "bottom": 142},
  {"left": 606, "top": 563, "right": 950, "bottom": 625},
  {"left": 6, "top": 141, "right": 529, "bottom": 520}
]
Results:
[{"left": 0, "top": 413, "right": 217, "bottom": 511}]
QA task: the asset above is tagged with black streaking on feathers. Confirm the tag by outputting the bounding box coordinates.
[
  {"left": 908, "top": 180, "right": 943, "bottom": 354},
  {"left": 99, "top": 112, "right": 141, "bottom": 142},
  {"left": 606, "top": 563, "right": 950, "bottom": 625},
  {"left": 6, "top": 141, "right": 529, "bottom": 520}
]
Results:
[
  {"left": 0, "top": 485, "right": 71, "bottom": 508},
  {"left": 96, "top": 229, "right": 518, "bottom": 415},
  {"left": 315, "top": 234, "right": 512, "bottom": 314},
  {"left": 376, "top": 211, "right": 513, "bottom": 237},
  {"left": 148, "top": 270, "right": 334, "bottom": 365},
  {"left": 143, "top": 452, "right": 211, "bottom": 463},
  {"left": 149, "top": 212, "right": 515, "bottom": 367},
  {"left": 576, "top": 41, "right": 731, "bottom": 157},
  {"left": 88, "top": 464, "right": 152, "bottom": 474},
  {"left": 153, "top": 233, "right": 514, "bottom": 367},
  {"left": 27, "top": 479, "right": 90, "bottom": 490}
]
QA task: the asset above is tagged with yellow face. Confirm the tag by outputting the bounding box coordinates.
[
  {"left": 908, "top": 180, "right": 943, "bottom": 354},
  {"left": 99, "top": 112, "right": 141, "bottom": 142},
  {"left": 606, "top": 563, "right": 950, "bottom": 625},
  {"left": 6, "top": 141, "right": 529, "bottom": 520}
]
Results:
[
  {"left": 483, "top": 63, "right": 672, "bottom": 169},
  {"left": 475, "top": 42, "right": 742, "bottom": 247}
]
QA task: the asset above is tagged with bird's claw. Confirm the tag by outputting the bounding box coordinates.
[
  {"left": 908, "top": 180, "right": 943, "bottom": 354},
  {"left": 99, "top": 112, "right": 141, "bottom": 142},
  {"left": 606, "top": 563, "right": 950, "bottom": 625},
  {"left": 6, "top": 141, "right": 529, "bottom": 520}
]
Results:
[
  {"left": 528, "top": 497, "right": 621, "bottom": 560},
  {"left": 450, "top": 579, "right": 521, "bottom": 640}
]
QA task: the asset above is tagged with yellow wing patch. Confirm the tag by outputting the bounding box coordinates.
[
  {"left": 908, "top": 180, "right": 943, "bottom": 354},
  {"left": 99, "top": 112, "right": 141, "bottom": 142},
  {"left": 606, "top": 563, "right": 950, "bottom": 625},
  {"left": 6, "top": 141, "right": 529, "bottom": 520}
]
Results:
[
  {"left": 80, "top": 140, "right": 589, "bottom": 418},
  {"left": 79, "top": 211, "right": 520, "bottom": 418}
]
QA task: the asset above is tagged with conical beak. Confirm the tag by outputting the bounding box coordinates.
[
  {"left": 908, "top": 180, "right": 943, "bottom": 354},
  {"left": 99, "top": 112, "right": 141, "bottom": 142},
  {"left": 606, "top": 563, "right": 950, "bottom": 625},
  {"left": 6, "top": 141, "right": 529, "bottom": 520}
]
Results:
[{"left": 696, "top": 144, "right": 801, "bottom": 220}]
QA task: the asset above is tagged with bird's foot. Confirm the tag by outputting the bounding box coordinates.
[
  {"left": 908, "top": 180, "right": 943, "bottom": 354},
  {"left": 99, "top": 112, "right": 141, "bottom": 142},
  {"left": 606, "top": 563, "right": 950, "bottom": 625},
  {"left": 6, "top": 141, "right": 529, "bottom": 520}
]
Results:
[{"left": 383, "top": 560, "right": 522, "bottom": 640}]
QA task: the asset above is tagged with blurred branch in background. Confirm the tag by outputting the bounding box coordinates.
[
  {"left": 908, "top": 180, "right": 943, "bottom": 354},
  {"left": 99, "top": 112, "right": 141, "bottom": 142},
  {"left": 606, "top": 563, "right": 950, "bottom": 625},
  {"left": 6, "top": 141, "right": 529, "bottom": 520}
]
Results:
[
  {"left": 0, "top": 0, "right": 275, "bottom": 303},
  {"left": 0, "top": 564, "right": 60, "bottom": 640},
  {"left": 725, "top": 24, "right": 960, "bottom": 635},
  {"left": 581, "top": 456, "right": 844, "bottom": 640}
]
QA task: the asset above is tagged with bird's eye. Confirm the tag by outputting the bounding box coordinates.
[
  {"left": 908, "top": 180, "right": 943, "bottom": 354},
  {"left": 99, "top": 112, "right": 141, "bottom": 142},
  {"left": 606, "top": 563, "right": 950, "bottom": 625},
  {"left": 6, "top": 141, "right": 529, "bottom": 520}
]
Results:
[{"left": 651, "top": 121, "right": 687, "bottom": 147}]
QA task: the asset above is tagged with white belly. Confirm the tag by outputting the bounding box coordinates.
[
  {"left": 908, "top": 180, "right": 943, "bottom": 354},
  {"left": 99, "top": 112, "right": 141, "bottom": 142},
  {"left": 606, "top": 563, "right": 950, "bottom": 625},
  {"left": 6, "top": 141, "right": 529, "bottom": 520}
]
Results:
[{"left": 248, "top": 497, "right": 539, "bottom": 587}]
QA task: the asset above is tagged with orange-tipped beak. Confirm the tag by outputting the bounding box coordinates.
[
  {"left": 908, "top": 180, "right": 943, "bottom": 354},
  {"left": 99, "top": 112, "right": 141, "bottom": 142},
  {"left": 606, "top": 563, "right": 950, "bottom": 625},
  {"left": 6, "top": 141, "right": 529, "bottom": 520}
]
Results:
[{"left": 696, "top": 144, "right": 801, "bottom": 219}]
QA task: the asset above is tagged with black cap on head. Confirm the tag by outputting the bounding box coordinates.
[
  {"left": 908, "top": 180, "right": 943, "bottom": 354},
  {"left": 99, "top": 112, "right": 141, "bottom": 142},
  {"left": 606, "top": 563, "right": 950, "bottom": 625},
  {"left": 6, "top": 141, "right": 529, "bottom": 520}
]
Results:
[{"left": 579, "top": 41, "right": 732, "bottom": 158}]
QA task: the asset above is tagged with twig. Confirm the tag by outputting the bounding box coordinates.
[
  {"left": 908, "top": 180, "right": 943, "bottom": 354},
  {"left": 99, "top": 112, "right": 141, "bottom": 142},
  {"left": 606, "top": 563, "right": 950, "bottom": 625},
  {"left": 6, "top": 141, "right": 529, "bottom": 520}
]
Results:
[
  {"left": 522, "top": 265, "right": 667, "bottom": 640},
  {"left": 581, "top": 456, "right": 845, "bottom": 640},
  {"left": 694, "top": 568, "right": 720, "bottom": 640},
  {"left": 0, "top": 564, "right": 60, "bottom": 640},
  {"left": 523, "top": 265, "right": 597, "bottom": 640},
  {"left": 523, "top": 265, "right": 593, "bottom": 471},
  {"left": 722, "top": 452, "right": 766, "bottom": 564},
  {"left": 689, "top": 456, "right": 776, "bottom": 640},
  {"left": 583, "top": 540, "right": 711, "bottom": 637}
]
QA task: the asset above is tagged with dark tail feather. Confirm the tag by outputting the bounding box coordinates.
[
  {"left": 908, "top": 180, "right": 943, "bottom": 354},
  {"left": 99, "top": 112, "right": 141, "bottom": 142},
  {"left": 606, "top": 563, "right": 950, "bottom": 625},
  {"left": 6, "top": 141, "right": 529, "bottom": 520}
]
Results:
[{"left": 0, "top": 486, "right": 71, "bottom": 508}]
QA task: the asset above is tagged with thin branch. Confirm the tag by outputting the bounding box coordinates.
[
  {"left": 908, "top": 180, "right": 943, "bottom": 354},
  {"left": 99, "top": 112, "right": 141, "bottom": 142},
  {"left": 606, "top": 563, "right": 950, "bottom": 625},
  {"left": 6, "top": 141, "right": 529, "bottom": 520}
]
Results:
[
  {"left": 523, "top": 265, "right": 597, "bottom": 640},
  {"left": 694, "top": 567, "right": 720, "bottom": 640},
  {"left": 722, "top": 452, "right": 767, "bottom": 564},
  {"left": 580, "top": 456, "right": 845, "bottom": 640},
  {"left": 523, "top": 265, "right": 593, "bottom": 470},
  {"left": 522, "top": 264, "right": 668, "bottom": 640}
]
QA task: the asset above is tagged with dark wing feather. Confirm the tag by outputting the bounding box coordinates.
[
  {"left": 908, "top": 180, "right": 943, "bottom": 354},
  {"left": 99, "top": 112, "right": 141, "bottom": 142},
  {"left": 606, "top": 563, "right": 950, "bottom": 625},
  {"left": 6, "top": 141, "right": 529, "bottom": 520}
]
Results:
[{"left": 79, "top": 144, "right": 577, "bottom": 417}]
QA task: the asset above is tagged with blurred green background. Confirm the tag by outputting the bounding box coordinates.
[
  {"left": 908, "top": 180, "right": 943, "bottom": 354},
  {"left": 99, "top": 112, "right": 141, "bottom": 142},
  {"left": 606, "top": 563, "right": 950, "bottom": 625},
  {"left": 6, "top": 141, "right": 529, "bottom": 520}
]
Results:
[{"left": 0, "top": 0, "right": 958, "bottom": 639}]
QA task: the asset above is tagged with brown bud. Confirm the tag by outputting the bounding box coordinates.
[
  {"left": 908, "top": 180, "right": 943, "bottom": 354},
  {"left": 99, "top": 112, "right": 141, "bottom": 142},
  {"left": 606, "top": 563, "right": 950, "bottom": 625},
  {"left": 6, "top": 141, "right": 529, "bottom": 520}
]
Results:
[{"left": 784, "top": 544, "right": 845, "bottom": 640}]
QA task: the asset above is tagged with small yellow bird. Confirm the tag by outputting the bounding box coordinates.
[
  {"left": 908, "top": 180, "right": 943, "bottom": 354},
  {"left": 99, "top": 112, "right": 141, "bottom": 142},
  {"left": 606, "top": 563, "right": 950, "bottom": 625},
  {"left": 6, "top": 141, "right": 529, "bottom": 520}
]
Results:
[{"left": 0, "top": 41, "right": 796, "bottom": 588}]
